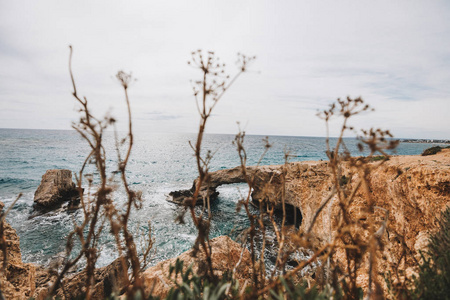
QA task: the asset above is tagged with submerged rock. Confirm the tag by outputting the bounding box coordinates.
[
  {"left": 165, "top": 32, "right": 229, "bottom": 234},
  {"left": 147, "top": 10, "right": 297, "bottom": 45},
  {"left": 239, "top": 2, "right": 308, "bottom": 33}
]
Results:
[{"left": 33, "top": 169, "right": 79, "bottom": 211}]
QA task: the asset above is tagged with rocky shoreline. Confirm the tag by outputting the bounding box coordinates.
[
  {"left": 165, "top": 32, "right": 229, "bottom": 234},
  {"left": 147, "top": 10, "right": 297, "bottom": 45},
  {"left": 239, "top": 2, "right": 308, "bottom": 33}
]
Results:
[
  {"left": 169, "top": 149, "right": 450, "bottom": 293},
  {"left": 1, "top": 150, "right": 449, "bottom": 299}
]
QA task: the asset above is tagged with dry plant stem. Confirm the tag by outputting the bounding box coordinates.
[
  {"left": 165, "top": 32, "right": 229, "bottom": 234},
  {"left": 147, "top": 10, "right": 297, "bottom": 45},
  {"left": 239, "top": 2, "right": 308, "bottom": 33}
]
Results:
[
  {"left": 234, "top": 130, "right": 271, "bottom": 290},
  {"left": 268, "top": 213, "right": 281, "bottom": 279},
  {"left": 50, "top": 47, "right": 150, "bottom": 298},
  {"left": 271, "top": 156, "right": 289, "bottom": 277},
  {"left": 50, "top": 46, "right": 107, "bottom": 297},
  {"left": 307, "top": 187, "right": 337, "bottom": 234},
  {"left": 258, "top": 242, "right": 336, "bottom": 297},
  {"left": 236, "top": 144, "right": 259, "bottom": 288},
  {"left": 313, "top": 97, "right": 398, "bottom": 299},
  {"left": 367, "top": 208, "right": 389, "bottom": 300},
  {"left": 115, "top": 78, "right": 145, "bottom": 294},
  {"left": 139, "top": 222, "right": 154, "bottom": 272},
  {"left": 257, "top": 201, "right": 267, "bottom": 286},
  {"left": 186, "top": 51, "right": 254, "bottom": 281}
]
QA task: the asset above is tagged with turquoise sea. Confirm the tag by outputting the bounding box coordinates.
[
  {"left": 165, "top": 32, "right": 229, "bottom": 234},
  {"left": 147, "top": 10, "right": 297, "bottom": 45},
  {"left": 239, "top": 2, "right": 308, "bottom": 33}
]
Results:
[{"left": 0, "top": 128, "right": 442, "bottom": 270}]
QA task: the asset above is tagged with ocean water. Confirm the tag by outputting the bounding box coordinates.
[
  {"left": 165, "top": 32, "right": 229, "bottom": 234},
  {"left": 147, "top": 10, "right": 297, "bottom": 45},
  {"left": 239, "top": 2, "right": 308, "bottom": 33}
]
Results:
[{"left": 0, "top": 128, "right": 441, "bottom": 270}]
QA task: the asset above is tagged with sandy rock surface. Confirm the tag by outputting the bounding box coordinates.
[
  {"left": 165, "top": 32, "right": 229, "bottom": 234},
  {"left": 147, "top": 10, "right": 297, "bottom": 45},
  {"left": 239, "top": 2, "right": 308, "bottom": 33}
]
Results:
[
  {"left": 0, "top": 201, "right": 37, "bottom": 299},
  {"left": 142, "top": 235, "right": 252, "bottom": 298},
  {"left": 169, "top": 149, "right": 450, "bottom": 296}
]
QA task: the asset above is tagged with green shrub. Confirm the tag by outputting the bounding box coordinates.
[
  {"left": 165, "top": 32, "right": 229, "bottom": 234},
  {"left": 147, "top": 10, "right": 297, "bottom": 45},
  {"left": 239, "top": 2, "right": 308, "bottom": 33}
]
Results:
[
  {"left": 269, "top": 278, "right": 329, "bottom": 300},
  {"left": 421, "top": 146, "right": 442, "bottom": 156},
  {"left": 369, "top": 155, "right": 387, "bottom": 161},
  {"left": 412, "top": 206, "right": 450, "bottom": 299},
  {"left": 158, "top": 259, "right": 239, "bottom": 300}
]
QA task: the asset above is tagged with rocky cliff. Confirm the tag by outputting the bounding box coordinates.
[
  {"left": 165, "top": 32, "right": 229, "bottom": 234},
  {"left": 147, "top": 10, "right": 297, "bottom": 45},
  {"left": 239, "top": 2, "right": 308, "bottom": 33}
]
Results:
[
  {"left": 172, "top": 150, "right": 449, "bottom": 244},
  {"left": 142, "top": 235, "right": 252, "bottom": 298},
  {"left": 0, "top": 202, "right": 37, "bottom": 299},
  {"left": 169, "top": 149, "right": 450, "bottom": 293}
]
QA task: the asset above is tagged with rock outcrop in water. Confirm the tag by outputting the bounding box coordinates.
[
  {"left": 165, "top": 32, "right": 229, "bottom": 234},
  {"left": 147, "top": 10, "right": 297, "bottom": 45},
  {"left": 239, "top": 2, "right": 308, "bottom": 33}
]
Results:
[
  {"left": 168, "top": 166, "right": 256, "bottom": 204},
  {"left": 168, "top": 166, "right": 258, "bottom": 205},
  {"left": 33, "top": 169, "right": 79, "bottom": 211}
]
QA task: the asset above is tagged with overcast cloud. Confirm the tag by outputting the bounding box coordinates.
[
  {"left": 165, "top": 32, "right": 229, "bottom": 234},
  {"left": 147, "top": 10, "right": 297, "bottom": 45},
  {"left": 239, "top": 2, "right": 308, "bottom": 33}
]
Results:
[{"left": 1, "top": 0, "right": 449, "bottom": 138}]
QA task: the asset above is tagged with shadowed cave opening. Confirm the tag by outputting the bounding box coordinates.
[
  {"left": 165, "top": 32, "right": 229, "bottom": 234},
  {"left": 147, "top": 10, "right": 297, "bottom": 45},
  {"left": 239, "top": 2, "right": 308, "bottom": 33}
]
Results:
[{"left": 272, "top": 202, "right": 303, "bottom": 229}]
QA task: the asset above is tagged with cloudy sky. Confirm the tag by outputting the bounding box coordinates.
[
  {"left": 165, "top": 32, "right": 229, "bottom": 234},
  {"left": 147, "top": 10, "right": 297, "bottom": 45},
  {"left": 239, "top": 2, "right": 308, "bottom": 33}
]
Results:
[{"left": 1, "top": 1, "right": 449, "bottom": 139}]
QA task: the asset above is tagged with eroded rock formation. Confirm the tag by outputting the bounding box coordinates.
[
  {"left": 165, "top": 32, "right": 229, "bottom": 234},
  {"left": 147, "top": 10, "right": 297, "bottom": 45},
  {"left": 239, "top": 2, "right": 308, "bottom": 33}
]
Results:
[
  {"left": 33, "top": 169, "right": 79, "bottom": 211},
  {"left": 168, "top": 166, "right": 258, "bottom": 205},
  {"left": 171, "top": 150, "right": 449, "bottom": 242},
  {"left": 169, "top": 149, "right": 450, "bottom": 294}
]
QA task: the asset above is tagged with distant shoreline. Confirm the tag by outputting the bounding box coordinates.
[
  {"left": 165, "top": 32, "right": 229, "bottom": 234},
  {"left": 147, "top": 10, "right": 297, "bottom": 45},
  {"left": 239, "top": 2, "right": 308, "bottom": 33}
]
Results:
[{"left": 400, "top": 139, "right": 450, "bottom": 144}]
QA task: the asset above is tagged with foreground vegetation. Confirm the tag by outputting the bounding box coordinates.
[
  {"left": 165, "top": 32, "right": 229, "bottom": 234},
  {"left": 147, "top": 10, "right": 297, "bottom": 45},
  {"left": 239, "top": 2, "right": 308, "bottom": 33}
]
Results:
[{"left": 0, "top": 48, "right": 449, "bottom": 299}]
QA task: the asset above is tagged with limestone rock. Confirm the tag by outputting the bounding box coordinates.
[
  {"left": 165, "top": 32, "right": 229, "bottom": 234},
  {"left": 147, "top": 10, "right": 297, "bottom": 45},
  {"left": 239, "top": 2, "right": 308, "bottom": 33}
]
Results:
[
  {"left": 169, "top": 149, "right": 450, "bottom": 297},
  {"left": 168, "top": 166, "right": 259, "bottom": 205},
  {"left": 142, "top": 235, "right": 252, "bottom": 298},
  {"left": 252, "top": 149, "right": 450, "bottom": 296},
  {"left": 52, "top": 257, "right": 130, "bottom": 299},
  {"left": 33, "top": 169, "right": 79, "bottom": 210},
  {"left": 0, "top": 201, "right": 37, "bottom": 299},
  {"left": 32, "top": 257, "right": 130, "bottom": 300},
  {"left": 168, "top": 187, "right": 219, "bottom": 206}
]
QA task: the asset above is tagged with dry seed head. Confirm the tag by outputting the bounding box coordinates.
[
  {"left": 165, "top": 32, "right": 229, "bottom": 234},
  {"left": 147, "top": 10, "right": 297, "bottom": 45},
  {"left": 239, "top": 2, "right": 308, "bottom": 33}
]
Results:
[{"left": 116, "top": 71, "right": 134, "bottom": 89}]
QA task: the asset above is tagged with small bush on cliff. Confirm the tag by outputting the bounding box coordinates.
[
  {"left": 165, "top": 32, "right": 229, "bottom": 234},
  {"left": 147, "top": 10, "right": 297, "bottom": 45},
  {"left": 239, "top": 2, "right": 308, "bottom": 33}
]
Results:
[
  {"left": 369, "top": 155, "right": 388, "bottom": 162},
  {"left": 412, "top": 206, "right": 450, "bottom": 299},
  {"left": 269, "top": 278, "right": 329, "bottom": 300},
  {"left": 158, "top": 259, "right": 239, "bottom": 300},
  {"left": 421, "top": 146, "right": 442, "bottom": 156}
]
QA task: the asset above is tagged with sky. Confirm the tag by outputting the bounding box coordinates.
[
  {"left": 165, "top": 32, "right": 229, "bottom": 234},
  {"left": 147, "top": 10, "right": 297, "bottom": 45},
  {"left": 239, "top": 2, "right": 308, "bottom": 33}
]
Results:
[{"left": 0, "top": 1, "right": 449, "bottom": 139}]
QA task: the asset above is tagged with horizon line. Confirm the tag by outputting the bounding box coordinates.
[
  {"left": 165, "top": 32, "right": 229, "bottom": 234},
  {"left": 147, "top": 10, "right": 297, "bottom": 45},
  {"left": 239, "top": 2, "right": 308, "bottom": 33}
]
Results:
[{"left": 0, "top": 127, "right": 448, "bottom": 141}]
